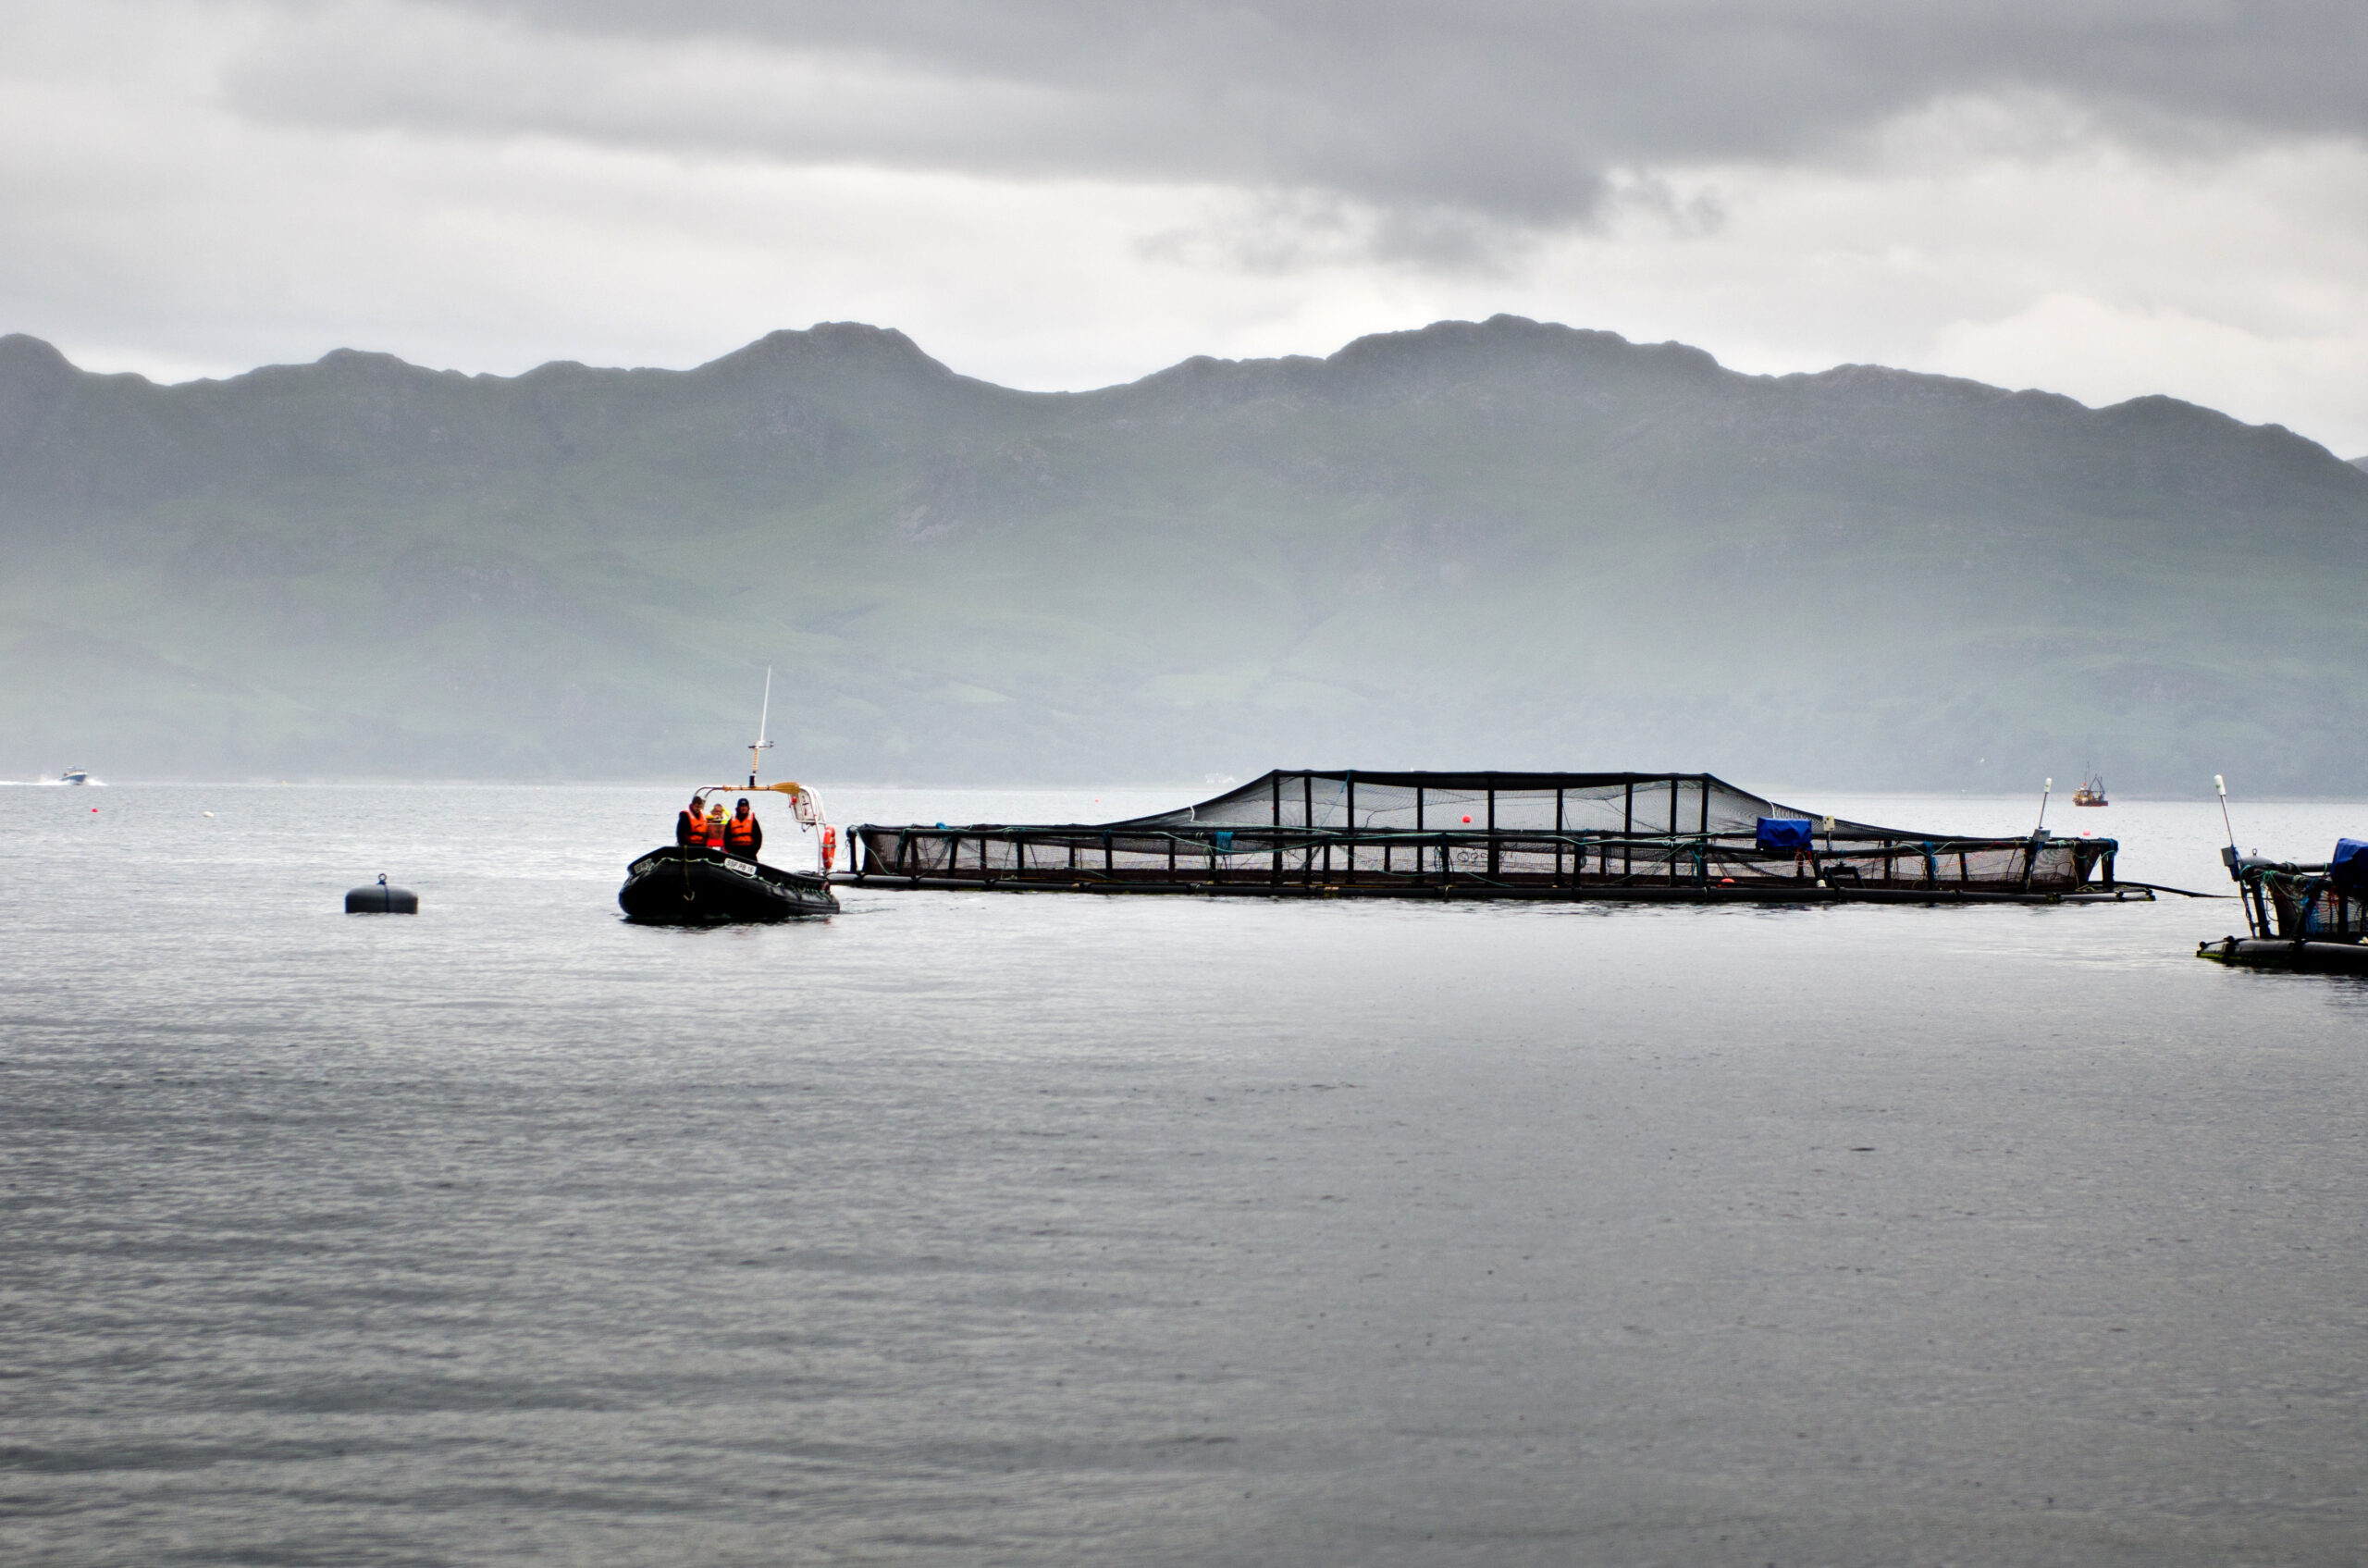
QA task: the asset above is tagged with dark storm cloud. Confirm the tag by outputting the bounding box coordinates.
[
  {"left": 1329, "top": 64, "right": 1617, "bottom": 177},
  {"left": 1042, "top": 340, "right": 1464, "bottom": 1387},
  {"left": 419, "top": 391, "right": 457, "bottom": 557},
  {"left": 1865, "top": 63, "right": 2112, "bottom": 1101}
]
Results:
[{"left": 235, "top": 0, "right": 2368, "bottom": 226}]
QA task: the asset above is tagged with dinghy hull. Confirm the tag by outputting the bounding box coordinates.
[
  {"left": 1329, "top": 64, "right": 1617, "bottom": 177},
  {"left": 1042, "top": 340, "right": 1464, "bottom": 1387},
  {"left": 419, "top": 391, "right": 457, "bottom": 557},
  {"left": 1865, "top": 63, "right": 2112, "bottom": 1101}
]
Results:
[{"left": 618, "top": 846, "right": 839, "bottom": 924}]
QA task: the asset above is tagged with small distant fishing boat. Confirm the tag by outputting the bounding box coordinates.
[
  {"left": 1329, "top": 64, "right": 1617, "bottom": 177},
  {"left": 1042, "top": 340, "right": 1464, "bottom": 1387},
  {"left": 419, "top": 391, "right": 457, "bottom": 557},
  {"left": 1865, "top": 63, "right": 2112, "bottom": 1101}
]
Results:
[
  {"left": 2197, "top": 775, "right": 2368, "bottom": 972},
  {"left": 58, "top": 768, "right": 88, "bottom": 785},
  {"left": 618, "top": 669, "right": 841, "bottom": 925},
  {"left": 2072, "top": 772, "right": 2108, "bottom": 807}
]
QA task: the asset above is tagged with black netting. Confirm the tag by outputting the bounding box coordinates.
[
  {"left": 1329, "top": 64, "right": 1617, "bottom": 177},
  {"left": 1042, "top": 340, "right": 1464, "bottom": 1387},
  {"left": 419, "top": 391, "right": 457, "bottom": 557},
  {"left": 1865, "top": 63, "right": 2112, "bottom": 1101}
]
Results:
[
  {"left": 1129, "top": 772, "right": 1899, "bottom": 840},
  {"left": 2260, "top": 871, "right": 2368, "bottom": 939},
  {"left": 855, "top": 771, "right": 2116, "bottom": 897}
]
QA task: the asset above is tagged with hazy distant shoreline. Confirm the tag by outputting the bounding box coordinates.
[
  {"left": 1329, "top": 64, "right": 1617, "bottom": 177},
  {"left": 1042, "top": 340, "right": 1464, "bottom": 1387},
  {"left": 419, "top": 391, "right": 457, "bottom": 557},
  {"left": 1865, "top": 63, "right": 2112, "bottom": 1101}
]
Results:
[{"left": 6, "top": 315, "right": 2364, "bottom": 794}]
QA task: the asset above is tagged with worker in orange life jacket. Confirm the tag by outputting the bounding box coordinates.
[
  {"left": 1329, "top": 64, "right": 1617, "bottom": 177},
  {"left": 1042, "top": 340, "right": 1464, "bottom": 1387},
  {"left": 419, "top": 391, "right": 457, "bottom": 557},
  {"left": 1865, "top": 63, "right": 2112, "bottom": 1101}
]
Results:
[
  {"left": 676, "top": 794, "right": 708, "bottom": 847},
  {"left": 722, "top": 797, "right": 763, "bottom": 859},
  {"left": 703, "top": 802, "right": 730, "bottom": 852}
]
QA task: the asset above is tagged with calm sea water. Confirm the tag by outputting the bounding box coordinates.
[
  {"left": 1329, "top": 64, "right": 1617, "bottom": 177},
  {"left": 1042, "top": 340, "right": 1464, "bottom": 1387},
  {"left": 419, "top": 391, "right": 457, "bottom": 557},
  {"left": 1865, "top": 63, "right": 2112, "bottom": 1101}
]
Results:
[{"left": 2, "top": 782, "right": 2363, "bottom": 1565}]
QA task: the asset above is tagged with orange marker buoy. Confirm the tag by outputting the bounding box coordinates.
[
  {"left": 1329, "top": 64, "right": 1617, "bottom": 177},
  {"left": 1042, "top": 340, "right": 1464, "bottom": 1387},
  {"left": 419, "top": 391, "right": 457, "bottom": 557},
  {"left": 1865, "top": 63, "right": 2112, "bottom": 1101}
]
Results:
[{"left": 1462, "top": 814, "right": 1472, "bottom": 823}]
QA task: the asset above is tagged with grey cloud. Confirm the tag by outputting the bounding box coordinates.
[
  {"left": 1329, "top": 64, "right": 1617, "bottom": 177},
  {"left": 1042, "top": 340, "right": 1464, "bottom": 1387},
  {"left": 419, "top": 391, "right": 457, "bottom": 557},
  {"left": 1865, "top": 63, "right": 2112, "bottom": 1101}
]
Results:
[
  {"left": 1132, "top": 191, "right": 1540, "bottom": 278},
  {"left": 236, "top": 0, "right": 2368, "bottom": 231}
]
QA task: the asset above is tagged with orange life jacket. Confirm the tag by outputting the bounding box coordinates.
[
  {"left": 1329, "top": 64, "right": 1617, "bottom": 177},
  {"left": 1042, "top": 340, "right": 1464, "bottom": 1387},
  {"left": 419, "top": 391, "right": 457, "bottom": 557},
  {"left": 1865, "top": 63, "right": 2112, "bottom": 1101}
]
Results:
[
  {"left": 723, "top": 811, "right": 759, "bottom": 853},
  {"left": 704, "top": 812, "right": 729, "bottom": 849}
]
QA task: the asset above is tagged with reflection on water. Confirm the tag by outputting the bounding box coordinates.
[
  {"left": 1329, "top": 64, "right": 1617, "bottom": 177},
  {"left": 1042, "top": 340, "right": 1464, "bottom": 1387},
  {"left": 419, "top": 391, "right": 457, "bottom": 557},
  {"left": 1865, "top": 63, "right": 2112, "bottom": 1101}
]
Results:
[{"left": 2, "top": 784, "right": 2364, "bottom": 1565}]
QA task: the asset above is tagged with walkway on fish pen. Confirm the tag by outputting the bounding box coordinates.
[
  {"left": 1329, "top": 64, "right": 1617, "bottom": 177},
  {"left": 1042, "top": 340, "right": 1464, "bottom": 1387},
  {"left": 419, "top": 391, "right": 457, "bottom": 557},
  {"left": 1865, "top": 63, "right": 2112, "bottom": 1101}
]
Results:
[{"left": 846, "top": 771, "right": 2144, "bottom": 905}]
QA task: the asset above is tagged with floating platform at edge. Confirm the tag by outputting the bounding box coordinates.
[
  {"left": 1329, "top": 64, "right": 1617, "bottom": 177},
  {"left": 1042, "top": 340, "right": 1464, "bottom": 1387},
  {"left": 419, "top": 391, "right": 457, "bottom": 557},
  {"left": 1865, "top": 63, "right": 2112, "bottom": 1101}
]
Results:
[
  {"left": 2198, "top": 937, "right": 2368, "bottom": 973},
  {"left": 2195, "top": 846, "right": 2368, "bottom": 969},
  {"left": 845, "top": 771, "right": 2143, "bottom": 906}
]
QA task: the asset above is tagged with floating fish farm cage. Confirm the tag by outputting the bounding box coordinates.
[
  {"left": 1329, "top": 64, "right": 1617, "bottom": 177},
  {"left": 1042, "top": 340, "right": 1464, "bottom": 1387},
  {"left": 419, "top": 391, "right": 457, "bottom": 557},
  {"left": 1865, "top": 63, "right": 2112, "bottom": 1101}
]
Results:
[{"left": 850, "top": 771, "right": 2133, "bottom": 904}]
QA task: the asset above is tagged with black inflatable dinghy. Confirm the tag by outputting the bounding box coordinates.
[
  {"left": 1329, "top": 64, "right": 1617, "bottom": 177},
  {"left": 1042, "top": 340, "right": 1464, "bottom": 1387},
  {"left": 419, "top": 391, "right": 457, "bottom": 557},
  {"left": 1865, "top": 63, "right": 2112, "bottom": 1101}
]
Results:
[{"left": 619, "top": 846, "right": 838, "bottom": 924}]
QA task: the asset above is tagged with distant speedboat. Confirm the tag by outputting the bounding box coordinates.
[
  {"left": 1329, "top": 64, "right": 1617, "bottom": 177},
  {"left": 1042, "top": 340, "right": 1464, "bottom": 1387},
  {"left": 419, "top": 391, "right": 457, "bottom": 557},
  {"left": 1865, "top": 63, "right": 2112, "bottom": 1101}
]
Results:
[
  {"left": 58, "top": 768, "right": 88, "bottom": 785},
  {"left": 2072, "top": 772, "right": 2107, "bottom": 807}
]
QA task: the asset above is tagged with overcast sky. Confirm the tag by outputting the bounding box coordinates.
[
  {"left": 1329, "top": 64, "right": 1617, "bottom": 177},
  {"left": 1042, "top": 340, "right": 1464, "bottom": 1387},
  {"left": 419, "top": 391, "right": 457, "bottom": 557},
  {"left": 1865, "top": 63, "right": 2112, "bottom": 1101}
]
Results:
[{"left": 6, "top": 0, "right": 2366, "bottom": 452}]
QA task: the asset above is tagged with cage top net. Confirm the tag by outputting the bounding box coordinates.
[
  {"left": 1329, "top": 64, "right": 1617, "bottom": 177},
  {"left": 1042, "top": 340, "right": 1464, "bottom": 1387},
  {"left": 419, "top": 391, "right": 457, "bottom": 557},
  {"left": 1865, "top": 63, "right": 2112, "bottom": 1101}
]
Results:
[{"left": 1098, "top": 771, "right": 1949, "bottom": 843}]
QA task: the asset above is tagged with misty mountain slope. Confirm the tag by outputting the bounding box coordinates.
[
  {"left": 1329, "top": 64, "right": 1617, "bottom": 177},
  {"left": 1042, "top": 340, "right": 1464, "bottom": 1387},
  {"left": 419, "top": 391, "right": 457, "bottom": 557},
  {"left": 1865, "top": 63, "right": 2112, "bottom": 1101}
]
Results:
[{"left": 2, "top": 316, "right": 2363, "bottom": 789}]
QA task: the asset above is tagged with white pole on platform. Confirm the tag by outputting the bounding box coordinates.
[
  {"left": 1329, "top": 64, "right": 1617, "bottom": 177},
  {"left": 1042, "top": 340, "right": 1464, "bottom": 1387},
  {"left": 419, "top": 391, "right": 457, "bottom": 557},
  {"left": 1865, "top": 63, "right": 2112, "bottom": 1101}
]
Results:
[{"left": 748, "top": 665, "right": 774, "bottom": 787}]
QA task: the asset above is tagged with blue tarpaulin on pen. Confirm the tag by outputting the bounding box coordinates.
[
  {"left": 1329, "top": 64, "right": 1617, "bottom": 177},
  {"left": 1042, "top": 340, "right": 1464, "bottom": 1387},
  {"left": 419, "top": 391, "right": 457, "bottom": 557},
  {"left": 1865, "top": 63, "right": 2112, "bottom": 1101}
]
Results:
[
  {"left": 1756, "top": 817, "right": 1814, "bottom": 850},
  {"left": 2331, "top": 838, "right": 2368, "bottom": 888}
]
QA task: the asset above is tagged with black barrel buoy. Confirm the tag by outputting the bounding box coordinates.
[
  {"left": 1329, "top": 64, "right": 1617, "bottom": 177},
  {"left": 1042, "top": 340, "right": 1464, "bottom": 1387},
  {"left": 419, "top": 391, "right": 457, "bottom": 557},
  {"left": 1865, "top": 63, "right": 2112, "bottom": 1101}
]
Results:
[{"left": 345, "top": 873, "right": 418, "bottom": 914}]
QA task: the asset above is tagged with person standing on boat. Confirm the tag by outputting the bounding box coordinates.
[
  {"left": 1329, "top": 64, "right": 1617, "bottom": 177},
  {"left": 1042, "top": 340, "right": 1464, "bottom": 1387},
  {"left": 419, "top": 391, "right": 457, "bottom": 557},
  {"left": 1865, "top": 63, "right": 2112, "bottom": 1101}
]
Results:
[
  {"left": 676, "top": 794, "right": 708, "bottom": 848},
  {"left": 723, "top": 797, "right": 763, "bottom": 861},
  {"left": 704, "top": 801, "right": 730, "bottom": 853}
]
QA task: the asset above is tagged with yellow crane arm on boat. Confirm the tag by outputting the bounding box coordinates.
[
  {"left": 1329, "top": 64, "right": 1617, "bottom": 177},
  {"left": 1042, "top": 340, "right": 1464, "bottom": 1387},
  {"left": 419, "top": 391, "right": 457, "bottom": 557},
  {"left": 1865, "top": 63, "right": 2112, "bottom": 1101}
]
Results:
[
  {"left": 696, "top": 782, "right": 804, "bottom": 797},
  {"left": 694, "top": 781, "right": 824, "bottom": 829}
]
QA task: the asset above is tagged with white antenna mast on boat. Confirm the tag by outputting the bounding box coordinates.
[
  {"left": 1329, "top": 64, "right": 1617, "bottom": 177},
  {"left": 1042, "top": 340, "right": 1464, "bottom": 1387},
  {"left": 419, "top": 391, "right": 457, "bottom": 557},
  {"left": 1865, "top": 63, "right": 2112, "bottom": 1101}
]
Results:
[{"left": 749, "top": 665, "right": 774, "bottom": 787}]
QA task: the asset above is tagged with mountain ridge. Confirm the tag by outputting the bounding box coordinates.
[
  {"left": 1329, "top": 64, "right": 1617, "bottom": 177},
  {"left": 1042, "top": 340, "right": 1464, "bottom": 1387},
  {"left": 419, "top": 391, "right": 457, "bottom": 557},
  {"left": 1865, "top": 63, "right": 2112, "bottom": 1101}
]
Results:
[
  {"left": 8, "top": 317, "right": 2346, "bottom": 462},
  {"left": 3, "top": 315, "right": 2362, "bottom": 789}
]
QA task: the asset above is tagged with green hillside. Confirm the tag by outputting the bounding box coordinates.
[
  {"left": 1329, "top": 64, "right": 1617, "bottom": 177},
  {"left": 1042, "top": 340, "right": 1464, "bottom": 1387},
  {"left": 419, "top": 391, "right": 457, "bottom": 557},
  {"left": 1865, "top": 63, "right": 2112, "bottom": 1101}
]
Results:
[{"left": 3, "top": 316, "right": 2363, "bottom": 791}]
